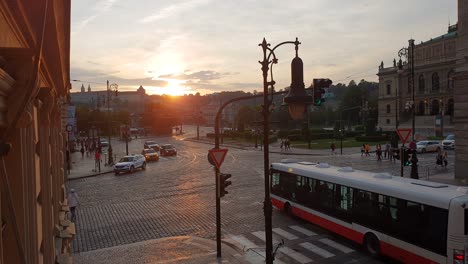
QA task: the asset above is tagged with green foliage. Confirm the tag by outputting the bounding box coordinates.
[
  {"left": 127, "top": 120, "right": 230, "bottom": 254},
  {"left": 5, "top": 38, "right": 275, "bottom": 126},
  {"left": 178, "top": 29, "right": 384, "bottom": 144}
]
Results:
[
  {"left": 235, "top": 106, "right": 255, "bottom": 131},
  {"left": 356, "top": 135, "right": 390, "bottom": 142}
]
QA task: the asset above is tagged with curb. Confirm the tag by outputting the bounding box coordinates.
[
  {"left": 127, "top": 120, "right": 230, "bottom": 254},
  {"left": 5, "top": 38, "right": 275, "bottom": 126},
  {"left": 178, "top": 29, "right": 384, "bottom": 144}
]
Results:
[{"left": 68, "top": 170, "right": 114, "bottom": 181}]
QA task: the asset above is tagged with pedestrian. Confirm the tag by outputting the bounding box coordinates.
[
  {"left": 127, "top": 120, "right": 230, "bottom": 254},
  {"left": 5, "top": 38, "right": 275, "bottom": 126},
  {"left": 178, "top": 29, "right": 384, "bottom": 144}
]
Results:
[
  {"left": 365, "top": 144, "right": 370, "bottom": 157},
  {"left": 280, "top": 140, "right": 284, "bottom": 150},
  {"left": 361, "top": 144, "right": 365, "bottom": 157},
  {"left": 331, "top": 142, "right": 336, "bottom": 155},
  {"left": 67, "top": 188, "right": 79, "bottom": 222},
  {"left": 376, "top": 144, "right": 382, "bottom": 161},
  {"left": 286, "top": 139, "right": 291, "bottom": 150},
  {"left": 436, "top": 148, "right": 443, "bottom": 168},
  {"left": 409, "top": 140, "right": 417, "bottom": 154},
  {"left": 95, "top": 150, "right": 101, "bottom": 172},
  {"left": 384, "top": 142, "right": 390, "bottom": 159},
  {"left": 80, "top": 146, "right": 84, "bottom": 158},
  {"left": 442, "top": 151, "right": 448, "bottom": 168}
]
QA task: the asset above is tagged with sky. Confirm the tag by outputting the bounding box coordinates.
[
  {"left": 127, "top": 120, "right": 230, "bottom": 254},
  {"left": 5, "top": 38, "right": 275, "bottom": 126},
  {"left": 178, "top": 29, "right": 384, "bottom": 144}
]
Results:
[{"left": 71, "top": 0, "right": 457, "bottom": 96}]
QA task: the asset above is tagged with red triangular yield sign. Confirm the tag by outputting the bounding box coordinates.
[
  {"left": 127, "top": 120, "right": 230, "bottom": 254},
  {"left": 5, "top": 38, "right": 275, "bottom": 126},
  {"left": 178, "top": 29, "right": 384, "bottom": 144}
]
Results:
[
  {"left": 397, "top": 128, "right": 412, "bottom": 144},
  {"left": 209, "top": 149, "right": 228, "bottom": 169}
]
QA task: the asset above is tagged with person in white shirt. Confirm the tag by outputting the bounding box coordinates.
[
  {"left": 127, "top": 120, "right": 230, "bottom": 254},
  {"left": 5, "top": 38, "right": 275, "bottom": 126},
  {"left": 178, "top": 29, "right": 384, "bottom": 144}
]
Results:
[{"left": 67, "top": 189, "right": 79, "bottom": 221}]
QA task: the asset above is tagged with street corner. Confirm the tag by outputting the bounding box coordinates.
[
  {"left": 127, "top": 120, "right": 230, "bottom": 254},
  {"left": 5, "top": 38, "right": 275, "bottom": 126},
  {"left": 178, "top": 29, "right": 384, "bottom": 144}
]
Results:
[{"left": 73, "top": 236, "right": 248, "bottom": 264}]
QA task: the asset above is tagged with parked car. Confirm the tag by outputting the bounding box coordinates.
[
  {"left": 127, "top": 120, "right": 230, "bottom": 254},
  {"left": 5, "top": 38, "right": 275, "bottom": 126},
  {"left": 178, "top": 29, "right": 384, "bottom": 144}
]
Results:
[
  {"left": 416, "top": 141, "right": 441, "bottom": 153},
  {"left": 144, "top": 140, "right": 160, "bottom": 151},
  {"left": 442, "top": 134, "right": 455, "bottom": 150},
  {"left": 141, "top": 148, "right": 159, "bottom": 161},
  {"left": 114, "top": 154, "right": 146, "bottom": 175},
  {"left": 160, "top": 144, "right": 177, "bottom": 156}
]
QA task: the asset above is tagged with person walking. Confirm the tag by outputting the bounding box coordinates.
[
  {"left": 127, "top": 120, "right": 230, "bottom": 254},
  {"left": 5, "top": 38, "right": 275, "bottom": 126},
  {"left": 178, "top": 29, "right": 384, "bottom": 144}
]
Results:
[
  {"left": 376, "top": 144, "right": 382, "bottom": 161},
  {"left": 365, "top": 144, "right": 370, "bottom": 157},
  {"left": 384, "top": 142, "right": 390, "bottom": 159},
  {"left": 280, "top": 140, "right": 284, "bottom": 151},
  {"left": 361, "top": 144, "right": 365, "bottom": 157},
  {"left": 67, "top": 188, "right": 79, "bottom": 222},
  {"left": 95, "top": 150, "right": 101, "bottom": 172},
  {"left": 331, "top": 142, "right": 336, "bottom": 155}
]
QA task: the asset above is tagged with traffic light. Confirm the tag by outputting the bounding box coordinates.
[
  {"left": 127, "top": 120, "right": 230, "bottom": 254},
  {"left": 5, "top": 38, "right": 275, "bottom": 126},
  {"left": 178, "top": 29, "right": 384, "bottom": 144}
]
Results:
[
  {"left": 313, "top": 78, "right": 332, "bottom": 106},
  {"left": 220, "top": 173, "right": 232, "bottom": 197},
  {"left": 403, "top": 149, "right": 411, "bottom": 166}
]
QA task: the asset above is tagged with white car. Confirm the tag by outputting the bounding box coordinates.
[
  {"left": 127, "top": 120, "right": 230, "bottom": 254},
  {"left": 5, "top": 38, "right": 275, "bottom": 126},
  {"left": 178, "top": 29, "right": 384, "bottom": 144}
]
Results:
[
  {"left": 114, "top": 154, "right": 146, "bottom": 175},
  {"left": 416, "top": 141, "right": 441, "bottom": 153},
  {"left": 442, "top": 134, "right": 455, "bottom": 150}
]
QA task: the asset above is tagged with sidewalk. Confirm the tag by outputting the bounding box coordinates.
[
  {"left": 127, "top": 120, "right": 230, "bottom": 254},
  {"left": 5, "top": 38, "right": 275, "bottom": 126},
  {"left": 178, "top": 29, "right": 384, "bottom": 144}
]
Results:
[{"left": 73, "top": 236, "right": 247, "bottom": 264}]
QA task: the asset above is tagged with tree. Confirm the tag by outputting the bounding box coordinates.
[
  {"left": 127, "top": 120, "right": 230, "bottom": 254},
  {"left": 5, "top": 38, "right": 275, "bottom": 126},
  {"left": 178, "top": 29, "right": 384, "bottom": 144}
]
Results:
[{"left": 234, "top": 106, "right": 255, "bottom": 131}]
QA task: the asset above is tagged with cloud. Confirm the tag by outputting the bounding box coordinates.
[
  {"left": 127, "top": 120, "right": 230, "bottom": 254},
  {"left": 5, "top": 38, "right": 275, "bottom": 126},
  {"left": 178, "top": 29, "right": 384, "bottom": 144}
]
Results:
[
  {"left": 158, "top": 70, "right": 233, "bottom": 82},
  {"left": 72, "top": 0, "right": 118, "bottom": 34},
  {"left": 139, "top": 0, "right": 210, "bottom": 23}
]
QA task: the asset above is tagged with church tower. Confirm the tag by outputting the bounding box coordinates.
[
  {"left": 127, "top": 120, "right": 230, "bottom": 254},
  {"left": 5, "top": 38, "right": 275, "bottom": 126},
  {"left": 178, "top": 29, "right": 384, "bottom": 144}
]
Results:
[
  {"left": 88, "top": 84, "right": 91, "bottom": 92},
  {"left": 81, "top": 84, "right": 85, "bottom": 92}
]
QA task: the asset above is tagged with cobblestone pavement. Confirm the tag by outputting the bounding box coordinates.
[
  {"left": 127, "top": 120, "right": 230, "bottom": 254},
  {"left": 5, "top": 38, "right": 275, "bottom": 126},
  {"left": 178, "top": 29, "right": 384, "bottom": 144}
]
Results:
[{"left": 70, "top": 127, "right": 457, "bottom": 263}]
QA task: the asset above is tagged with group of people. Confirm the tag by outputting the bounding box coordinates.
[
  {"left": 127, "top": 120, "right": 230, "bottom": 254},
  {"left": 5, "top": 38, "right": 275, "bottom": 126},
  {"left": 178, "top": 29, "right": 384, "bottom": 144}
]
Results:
[
  {"left": 77, "top": 138, "right": 102, "bottom": 158},
  {"left": 280, "top": 139, "right": 291, "bottom": 150}
]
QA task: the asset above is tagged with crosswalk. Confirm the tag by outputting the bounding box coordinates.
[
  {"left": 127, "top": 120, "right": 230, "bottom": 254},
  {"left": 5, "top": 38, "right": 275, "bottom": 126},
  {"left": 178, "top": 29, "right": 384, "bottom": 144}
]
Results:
[{"left": 229, "top": 225, "right": 355, "bottom": 264}]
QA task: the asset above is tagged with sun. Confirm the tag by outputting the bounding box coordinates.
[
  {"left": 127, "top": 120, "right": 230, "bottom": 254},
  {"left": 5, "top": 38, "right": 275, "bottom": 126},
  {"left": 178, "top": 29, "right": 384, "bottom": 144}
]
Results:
[{"left": 162, "top": 79, "right": 190, "bottom": 96}]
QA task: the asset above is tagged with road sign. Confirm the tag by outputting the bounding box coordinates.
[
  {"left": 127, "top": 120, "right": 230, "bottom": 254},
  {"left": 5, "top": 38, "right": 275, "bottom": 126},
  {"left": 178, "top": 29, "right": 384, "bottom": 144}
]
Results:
[
  {"left": 397, "top": 128, "right": 412, "bottom": 144},
  {"left": 208, "top": 149, "right": 228, "bottom": 169}
]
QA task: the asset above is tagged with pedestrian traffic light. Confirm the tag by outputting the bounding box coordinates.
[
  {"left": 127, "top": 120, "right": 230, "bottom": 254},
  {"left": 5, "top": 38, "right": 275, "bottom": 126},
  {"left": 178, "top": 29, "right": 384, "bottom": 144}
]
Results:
[
  {"left": 313, "top": 78, "right": 332, "bottom": 106},
  {"left": 403, "top": 149, "right": 411, "bottom": 166},
  {"left": 220, "top": 173, "right": 232, "bottom": 197}
]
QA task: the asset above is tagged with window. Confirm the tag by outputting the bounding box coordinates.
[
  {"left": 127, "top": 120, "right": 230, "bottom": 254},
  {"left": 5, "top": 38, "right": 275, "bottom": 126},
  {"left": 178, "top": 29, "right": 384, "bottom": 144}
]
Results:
[
  {"left": 407, "top": 77, "right": 412, "bottom": 94},
  {"left": 432, "top": 72, "right": 440, "bottom": 92},
  {"left": 418, "top": 74, "right": 425, "bottom": 93},
  {"left": 447, "top": 70, "right": 455, "bottom": 91},
  {"left": 431, "top": 100, "right": 440, "bottom": 115},
  {"left": 447, "top": 98, "right": 454, "bottom": 116},
  {"left": 418, "top": 101, "right": 425, "bottom": 116},
  {"left": 386, "top": 84, "right": 391, "bottom": 95},
  {"left": 386, "top": 119, "right": 390, "bottom": 124},
  {"left": 386, "top": 104, "right": 391, "bottom": 114}
]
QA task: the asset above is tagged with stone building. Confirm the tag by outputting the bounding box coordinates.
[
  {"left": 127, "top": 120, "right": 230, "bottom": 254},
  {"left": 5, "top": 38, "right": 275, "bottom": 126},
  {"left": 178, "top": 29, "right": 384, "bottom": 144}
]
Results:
[
  {"left": 0, "top": 0, "right": 73, "bottom": 263},
  {"left": 454, "top": 0, "right": 468, "bottom": 180},
  {"left": 377, "top": 25, "right": 457, "bottom": 137}
]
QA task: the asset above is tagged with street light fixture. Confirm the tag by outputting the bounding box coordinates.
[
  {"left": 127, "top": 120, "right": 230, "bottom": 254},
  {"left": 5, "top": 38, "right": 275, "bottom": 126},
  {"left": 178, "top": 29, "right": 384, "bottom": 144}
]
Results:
[{"left": 260, "top": 37, "right": 313, "bottom": 264}]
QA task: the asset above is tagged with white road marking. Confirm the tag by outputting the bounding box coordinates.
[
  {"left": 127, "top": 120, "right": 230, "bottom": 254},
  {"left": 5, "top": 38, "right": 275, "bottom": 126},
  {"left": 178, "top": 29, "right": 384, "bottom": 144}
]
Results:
[
  {"left": 300, "top": 242, "right": 335, "bottom": 258},
  {"left": 251, "top": 231, "right": 280, "bottom": 244},
  {"left": 230, "top": 235, "right": 258, "bottom": 249},
  {"left": 289, "top": 225, "right": 317, "bottom": 237},
  {"left": 318, "top": 238, "right": 354, "bottom": 253},
  {"left": 279, "top": 246, "right": 313, "bottom": 264},
  {"left": 273, "top": 228, "right": 298, "bottom": 240}
]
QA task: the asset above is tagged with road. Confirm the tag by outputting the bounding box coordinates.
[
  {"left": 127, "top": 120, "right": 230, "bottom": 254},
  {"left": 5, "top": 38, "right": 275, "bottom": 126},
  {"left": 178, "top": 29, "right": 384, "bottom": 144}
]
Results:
[{"left": 69, "top": 126, "right": 454, "bottom": 263}]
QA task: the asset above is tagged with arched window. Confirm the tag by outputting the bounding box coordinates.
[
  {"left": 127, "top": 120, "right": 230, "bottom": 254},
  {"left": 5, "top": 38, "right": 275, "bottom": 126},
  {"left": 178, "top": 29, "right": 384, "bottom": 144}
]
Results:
[
  {"left": 418, "top": 101, "right": 425, "bottom": 116},
  {"left": 447, "top": 98, "right": 454, "bottom": 116},
  {"left": 418, "top": 74, "right": 425, "bottom": 93},
  {"left": 447, "top": 70, "right": 455, "bottom": 91},
  {"left": 386, "top": 104, "right": 391, "bottom": 114},
  {"left": 386, "top": 84, "right": 391, "bottom": 95},
  {"left": 431, "top": 100, "right": 440, "bottom": 115},
  {"left": 432, "top": 72, "right": 440, "bottom": 92}
]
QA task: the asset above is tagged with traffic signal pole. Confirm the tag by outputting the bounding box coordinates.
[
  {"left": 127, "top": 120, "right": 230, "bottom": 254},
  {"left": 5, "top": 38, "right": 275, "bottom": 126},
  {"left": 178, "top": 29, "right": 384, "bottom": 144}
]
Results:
[
  {"left": 215, "top": 167, "right": 221, "bottom": 257},
  {"left": 400, "top": 146, "right": 404, "bottom": 177}
]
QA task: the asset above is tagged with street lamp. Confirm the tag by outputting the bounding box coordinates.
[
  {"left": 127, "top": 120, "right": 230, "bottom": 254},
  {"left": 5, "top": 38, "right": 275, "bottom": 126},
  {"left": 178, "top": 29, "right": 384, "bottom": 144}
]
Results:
[
  {"left": 397, "top": 39, "right": 415, "bottom": 140},
  {"left": 260, "top": 37, "right": 313, "bottom": 264},
  {"left": 106, "top": 80, "right": 118, "bottom": 165}
]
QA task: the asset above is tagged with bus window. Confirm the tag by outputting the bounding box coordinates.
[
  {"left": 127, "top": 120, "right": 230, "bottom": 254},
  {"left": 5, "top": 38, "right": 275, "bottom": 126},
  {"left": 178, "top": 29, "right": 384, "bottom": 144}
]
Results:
[{"left": 271, "top": 171, "right": 281, "bottom": 195}]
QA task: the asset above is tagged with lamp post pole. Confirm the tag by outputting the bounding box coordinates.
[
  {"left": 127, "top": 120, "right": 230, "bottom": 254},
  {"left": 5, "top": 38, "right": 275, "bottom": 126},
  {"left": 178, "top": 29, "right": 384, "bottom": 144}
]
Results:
[
  {"left": 106, "top": 81, "right": 118, "bottom": 165},
  {"left": 410, "top": 39, "right": 415, "bottom": 141},
  {"left": 340, "top": 106, "right": 361, "bottom": 155}
]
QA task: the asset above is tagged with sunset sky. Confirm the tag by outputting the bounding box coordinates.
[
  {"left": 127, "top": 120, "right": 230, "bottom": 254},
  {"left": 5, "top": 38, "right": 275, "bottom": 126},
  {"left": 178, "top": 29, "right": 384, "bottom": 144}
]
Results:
[{"left": 71, "top": 0, "right": 457, "bottom": 96}]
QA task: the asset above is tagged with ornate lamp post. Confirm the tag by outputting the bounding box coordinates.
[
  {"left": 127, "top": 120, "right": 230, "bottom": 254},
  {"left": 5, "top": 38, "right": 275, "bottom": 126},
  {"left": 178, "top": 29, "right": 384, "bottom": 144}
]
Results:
[
  {"left": 397, "top": 39, "right": 415, "bottom": 140},
  {"left": 106, "top": 80, "right": 118, "bottom": 165},
  {"left": 260, "top": 37, "right": 313, "bottom": 264}
]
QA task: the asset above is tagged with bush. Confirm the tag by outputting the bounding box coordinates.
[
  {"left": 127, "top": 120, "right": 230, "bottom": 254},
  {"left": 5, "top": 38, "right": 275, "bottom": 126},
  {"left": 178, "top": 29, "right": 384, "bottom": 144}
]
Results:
[
  {"left": 427, "top": 136, "right": 444, "bottom": 140},
  {"left": 354, "top": 125, "right": 365, "bottom": 131},
  {"left": 356, "top": 135, "right": 390, "bottom": 142}
]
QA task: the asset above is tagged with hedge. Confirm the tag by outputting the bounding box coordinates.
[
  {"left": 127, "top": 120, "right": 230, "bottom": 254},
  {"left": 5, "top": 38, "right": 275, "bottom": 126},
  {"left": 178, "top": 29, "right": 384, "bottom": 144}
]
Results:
[{"left": 355, "top": 135, "right": 390, "bottom": 142}]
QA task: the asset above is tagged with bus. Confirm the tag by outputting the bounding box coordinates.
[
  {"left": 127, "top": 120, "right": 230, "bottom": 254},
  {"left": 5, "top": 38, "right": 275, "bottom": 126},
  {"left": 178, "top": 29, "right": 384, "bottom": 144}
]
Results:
[{"left": 270, "top": 160, "right": 468, "bottom": 264}]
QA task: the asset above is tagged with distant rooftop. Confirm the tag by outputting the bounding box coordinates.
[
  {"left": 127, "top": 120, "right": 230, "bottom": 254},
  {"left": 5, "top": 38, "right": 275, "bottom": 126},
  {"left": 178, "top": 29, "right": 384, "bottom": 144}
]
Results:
[{"left": 419, "top": 23, "right": 458, "bottom": 45}]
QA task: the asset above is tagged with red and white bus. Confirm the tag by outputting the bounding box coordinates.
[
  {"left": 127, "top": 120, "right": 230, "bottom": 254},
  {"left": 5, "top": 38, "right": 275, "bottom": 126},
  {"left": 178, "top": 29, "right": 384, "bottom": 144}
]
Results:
[{"left": 270, "top": 160, "right": 468, "bottom": 264}]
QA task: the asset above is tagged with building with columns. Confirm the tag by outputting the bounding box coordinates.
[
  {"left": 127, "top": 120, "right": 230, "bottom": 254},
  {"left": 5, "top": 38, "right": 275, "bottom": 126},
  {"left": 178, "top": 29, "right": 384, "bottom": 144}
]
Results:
[
  {"left": 377, "top": 25, "right": 457, "bottom": 137},
  {"left": 0, "top": 0, "right": 73, "bottom": 263},
  {"left": 454, "top": 0, "right": 468, "bottom": 180}
]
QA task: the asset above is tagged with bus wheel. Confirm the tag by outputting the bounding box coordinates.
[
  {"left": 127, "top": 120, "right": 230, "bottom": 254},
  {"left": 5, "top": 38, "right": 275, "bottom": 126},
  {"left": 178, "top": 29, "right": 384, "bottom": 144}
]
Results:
[{"left": 364, "top": 233, "right": 380, "bottom": 257}]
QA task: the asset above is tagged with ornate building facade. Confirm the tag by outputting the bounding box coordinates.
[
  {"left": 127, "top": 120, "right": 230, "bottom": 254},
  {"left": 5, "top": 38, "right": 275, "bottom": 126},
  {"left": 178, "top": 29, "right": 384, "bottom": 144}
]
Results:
[
  {"left": 377, "top": 25, "right": 457, "bottom": 137},
  {"left": 0, "top": 0, "right": 73, "bottom": 263}
]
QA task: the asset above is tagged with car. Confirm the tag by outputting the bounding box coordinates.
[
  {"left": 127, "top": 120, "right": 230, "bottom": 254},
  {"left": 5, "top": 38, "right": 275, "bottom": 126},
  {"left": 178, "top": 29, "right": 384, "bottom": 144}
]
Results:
[
  {"left": 141, "top": 148, "right": 159, "bottom": 161},
  {"left": 442, "top": 134, "right": 455, "bottom": 150},
  {"left": 144, "top": 140, "right": 160, "bottom": 151},
  {"left": 160, "top": 144, "right": 177, "bottom": 156},
  {"left": 416, "top": 140, "right": 441, "bottom": 153},
  {"left": 113, "top": 154, "right": 146, "bottom": 175},
  {"left": 100, "top": 139, "right": 109, "bottom": 147}
]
